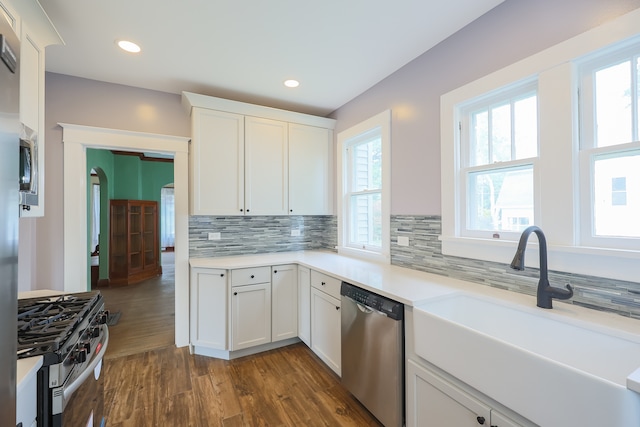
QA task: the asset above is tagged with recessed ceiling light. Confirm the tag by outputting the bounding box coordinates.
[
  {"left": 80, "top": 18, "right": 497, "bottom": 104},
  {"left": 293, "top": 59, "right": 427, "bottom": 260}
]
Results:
[
  {"left": 284, "top": 79, "right": 300, "bottom": 88},
  {"left": 117, "top": 40, "right": 141, "bottom": 53}
]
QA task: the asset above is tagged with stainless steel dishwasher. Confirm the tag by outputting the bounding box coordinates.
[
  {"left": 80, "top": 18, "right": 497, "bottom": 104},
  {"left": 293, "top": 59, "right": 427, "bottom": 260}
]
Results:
[{"left": 341, "top": 281, "right": 404, "bottom": 427}]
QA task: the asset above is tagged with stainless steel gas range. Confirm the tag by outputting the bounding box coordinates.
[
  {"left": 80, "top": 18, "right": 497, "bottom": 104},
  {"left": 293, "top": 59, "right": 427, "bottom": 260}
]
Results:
[{"left": 17, "top": 291, "right": 109, "bottom": 427}]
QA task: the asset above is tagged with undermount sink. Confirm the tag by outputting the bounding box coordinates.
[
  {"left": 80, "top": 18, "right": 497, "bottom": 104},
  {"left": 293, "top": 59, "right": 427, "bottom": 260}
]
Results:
[{"left": 413, "top": 292, "right": 640, "bottom": 427}]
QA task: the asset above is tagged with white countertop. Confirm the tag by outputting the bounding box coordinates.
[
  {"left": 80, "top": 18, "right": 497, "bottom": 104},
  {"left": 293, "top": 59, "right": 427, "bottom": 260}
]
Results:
[
  {"left": 191, "top": 250, "right": 464, "bottom": 306},
  {"left": 17, "top": 356, "right": 42, "bottom": 395},
  {"left": 191, "top": 250, "right": 640, "bottom": 393},
  {"left": 18, "top": 289, "right": 65, "bottom": 299}
]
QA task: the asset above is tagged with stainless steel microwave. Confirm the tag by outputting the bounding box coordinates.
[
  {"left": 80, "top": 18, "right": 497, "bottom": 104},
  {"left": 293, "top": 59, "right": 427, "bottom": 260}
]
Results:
[{"left": 19, "top": 124, "right": 38, "bottom": 208}]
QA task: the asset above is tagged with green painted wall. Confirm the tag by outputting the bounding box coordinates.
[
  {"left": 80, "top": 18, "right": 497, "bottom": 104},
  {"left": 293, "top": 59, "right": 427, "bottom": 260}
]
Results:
[
  {"left": 141, "top": 160, "right": 174, "bottom": 202},
  {"left": 86, "top": 150, "right": 174, "bottom": 287},
  {"left": 113, "top": 155, "right": 142, "bottom": 199},
  {"left": 86, "top": 148, "right": 114, "bottom": 283}
]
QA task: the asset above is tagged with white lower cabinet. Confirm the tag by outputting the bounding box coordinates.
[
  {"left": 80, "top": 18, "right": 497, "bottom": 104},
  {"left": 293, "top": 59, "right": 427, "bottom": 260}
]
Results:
[
  {"left": 407, "top": 359, "right": 529, "bottom": 427},
  {"left": 190, "top": 268, "right": 228, "bottom": 350},
  {"left": 311, "top": 287, "right": 341, "bottom": 376},
  {"left": 231, "top": 282, "right": 272, "bottom": 350},
  {"left": 271, "top": 264, "right": 298, "bottom": 342},
  {"left": 297, "top": 266, "right": 311, "bottom": 347},
  {"left": 190, "top": 263, "right": 340, "bottom": 376}
]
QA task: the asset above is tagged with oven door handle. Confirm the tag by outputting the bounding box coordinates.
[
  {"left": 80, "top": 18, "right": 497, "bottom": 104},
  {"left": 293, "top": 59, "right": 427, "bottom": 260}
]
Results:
[{"left": 63, "top": 324, "right": 109, "bottom": 401}]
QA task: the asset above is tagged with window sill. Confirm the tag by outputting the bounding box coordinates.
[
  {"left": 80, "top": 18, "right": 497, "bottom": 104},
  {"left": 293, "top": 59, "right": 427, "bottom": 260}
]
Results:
[
  {"left": 337, "top": 246, "right": 390, "bottom": 264},
  {"left": 441, "top": 235, "right": 640, "bottom": 282}
]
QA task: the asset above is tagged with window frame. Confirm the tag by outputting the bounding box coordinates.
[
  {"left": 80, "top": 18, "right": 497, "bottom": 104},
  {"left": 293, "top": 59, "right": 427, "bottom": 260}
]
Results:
[
  {"left": 458, "top": 80, "right": 539, "bottom": 240},
  {"left": 578, "top": 45, "right": 640, "bottom": 249},
  {"left": 441, "top": 8, "right": 640, "bottom": 283},
  {"left": 337, "top": 110, "right": 391, "bottom": 263}
]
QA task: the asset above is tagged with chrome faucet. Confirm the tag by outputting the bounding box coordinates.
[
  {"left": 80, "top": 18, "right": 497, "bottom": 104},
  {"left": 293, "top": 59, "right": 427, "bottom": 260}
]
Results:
[{"left": 510, "top": 225, "right": 573, "bottom": 309}]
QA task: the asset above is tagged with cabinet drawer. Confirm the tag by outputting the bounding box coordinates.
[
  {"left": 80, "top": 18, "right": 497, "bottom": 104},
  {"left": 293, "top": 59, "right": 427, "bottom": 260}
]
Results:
[
  {"left": 311, "top": 270, "right": 341, "bottom": 299},
  {"left": 231, "top": 267, "right": 271, "bottom": 286}
]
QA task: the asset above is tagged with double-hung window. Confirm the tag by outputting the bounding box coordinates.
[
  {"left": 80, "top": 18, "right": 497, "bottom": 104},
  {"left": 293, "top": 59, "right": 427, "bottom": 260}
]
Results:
[
  {"left": 337, "top": 110, "right": 390, "bottom": 262},
  {"left": 579, "top": 43, "right": 640, "bottom": 249},
  {"left": 442, "top": 10, "right": 640, "bottom": 282},
  {"left": 459, "top": 81, "right": 539, "bottom": 239}
]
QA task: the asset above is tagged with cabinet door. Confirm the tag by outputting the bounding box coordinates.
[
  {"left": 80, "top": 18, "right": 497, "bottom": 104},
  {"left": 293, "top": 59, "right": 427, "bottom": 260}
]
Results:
[
  {"left": 128, "top": 203, "right": 143, "bottom": 272},
  {"left": 272, "top": 265, "right": 298, "bottom": 342},
  {"left": 231, "top": 283, "right": 271, "bottom": 350},
  {"left": 109, "top": 201, "right": 127, "bottom": 281},
  {"left": 311, "top": 288, "right": 341, "bottom": 376},
  {"left": 297, "top": 266, "right": 311, "bottom": 347},
  {"left": 190, "top": 268, "right": 227, "bottom": 350},
  {"left": 19, "top": 22, "right": 45, "bottom": 217},
  {"left": 288, "top": 123, "right": 332, "bottom": 215},
  {"left": 407, "top": 359, "right": 491, "bottom": 427},
  {"left": 245, "top": 116, "right": 288, "bottom": 215},
  {"left": 190, "top": 108, "right": 245, "bottom": 215},
  {"left": 142, "top": 202, "right": 158, "bottom": 271}
]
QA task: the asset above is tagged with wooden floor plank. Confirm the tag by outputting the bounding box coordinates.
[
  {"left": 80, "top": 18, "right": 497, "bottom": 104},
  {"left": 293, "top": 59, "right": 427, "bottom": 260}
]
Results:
[{"left": 101, "top": 253, "right": 384, "bottom": 426}]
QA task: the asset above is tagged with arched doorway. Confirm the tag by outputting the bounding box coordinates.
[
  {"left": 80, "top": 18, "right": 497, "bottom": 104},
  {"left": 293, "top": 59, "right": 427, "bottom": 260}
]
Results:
[{"left": 88, "top": 167, "right": 109, "bottom": 288}]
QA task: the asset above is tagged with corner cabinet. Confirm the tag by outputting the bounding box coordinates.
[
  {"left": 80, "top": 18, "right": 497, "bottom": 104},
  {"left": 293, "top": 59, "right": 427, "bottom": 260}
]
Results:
[
  {"left": 297, "top": 266, "right": 311, "bottom": 347},
  {"left": 188, "top": 262, "right": 346, "bottom": 379},
  {"left": 109, "top": 200, "right": 160, "bottom": 285},
  {"left": 183, "top": 92, "right": 335, "bottom": 216},
  {"left": 190, "top": 268, "right": 228, "bottom": 350}
]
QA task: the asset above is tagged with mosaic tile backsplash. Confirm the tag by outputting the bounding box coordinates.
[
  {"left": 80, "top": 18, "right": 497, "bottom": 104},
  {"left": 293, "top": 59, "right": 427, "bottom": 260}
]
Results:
[
  {"left": 189, "top": 215, "right": 337, "bottom": 257},
  {"left": 391, "top": 215, "right": 640, "bottom": 319},
  {"left": 188, "top": 214, "right": 640, "bottom": 319}
]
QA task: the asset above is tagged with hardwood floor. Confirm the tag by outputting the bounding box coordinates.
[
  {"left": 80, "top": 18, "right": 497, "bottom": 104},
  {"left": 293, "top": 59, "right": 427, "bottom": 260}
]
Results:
[
  {"left": 99, "top": 252, "right": 176, "bottom": 359},
  {"left": 99, "top": 253, "right": 383, "bottom": 426}
]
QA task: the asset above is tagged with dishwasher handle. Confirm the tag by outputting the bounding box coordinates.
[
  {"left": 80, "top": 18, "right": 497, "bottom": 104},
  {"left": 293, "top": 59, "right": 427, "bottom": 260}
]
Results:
[
  {"left": 356, "top": 302, "right": 374, "bottom": 314},
  {"left": 341, "top": 282, "right": 403, "bottom": 320}
]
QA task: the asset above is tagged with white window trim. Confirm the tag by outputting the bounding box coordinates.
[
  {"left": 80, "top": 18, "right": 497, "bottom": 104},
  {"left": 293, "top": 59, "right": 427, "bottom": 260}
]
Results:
[
  {"left": 458, "top": 79, "right": 539, "bottom": 240},
  {"left": 577, "top": 45, "right": 640, "bottom": 249},
  {"left": 579, "top": 142, "right": 640, "bottom": 249},
  {"left": 441, "top": 8, "right": 640, "bottom": 282},
  {"left": 337, "top": 110, "right": 391, "bottom": 263}
]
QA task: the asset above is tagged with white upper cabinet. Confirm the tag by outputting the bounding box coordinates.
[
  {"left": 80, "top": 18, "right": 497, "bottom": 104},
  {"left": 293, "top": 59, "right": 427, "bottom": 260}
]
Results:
[
  {"left": 245, "top": 117, "right": 288, "bottom": 216},
  {"left": 4, "top": 0, "right": 63, "bottom": 217},
  {"left": 183, "top": 92, "right": 336, "bottom": 217},
  {"left": 288, "top": 123, "right": 332, "bottom": 215},
  {"left": 190, "top": 108, "right": 245, "bottom": 215},
  {"left": 19, "top": 24, "right": 40, "bottom": 132}
]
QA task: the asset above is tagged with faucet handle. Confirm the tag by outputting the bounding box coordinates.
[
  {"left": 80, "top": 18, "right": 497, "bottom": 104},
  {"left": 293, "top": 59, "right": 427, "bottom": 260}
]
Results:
[{"left": 557, "top": 283, "right": 574, "bottom": 299}]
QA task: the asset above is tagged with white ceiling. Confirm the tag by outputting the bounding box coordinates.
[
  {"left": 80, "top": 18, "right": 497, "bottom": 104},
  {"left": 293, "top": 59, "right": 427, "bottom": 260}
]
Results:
[{"left": 39, "top": 0, "right": 504, "bottom": 116}]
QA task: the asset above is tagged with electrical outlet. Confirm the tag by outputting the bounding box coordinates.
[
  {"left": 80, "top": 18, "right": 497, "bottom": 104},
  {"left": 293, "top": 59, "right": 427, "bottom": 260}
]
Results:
[
  {"left": 291, "top": 229, "right": 301, "bottom": 237},
  {"left": 397, "top": 236, "right": 409, "bottom": 246},
  {"left": 207, "top": 232, "right": 221, "bottom": 240}
]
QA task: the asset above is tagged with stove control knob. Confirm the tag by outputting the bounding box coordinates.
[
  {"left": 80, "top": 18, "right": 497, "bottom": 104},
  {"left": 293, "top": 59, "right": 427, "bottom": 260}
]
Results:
[
  {"left": 98, "top": 311, "right": 110, "bottom": 325},
  {"left": 82, "top": 341, "right": 92, "bottom": 354},
  {"left": 90, "top": 327, "right": 100, "bottom": 338},
  {"left": 74, "top": 348, "right": 87, "bottom": 364}
]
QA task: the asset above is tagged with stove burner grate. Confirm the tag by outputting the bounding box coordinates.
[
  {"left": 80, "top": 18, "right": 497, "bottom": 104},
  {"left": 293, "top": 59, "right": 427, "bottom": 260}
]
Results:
[{"left": 17, "top": 292, "right": 103, "bottom": 357}]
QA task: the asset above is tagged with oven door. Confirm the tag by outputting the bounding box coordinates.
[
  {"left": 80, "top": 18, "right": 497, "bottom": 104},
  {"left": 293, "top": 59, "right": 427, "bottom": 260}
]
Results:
[{"left": 58, "top": 325, "right": 109, "bottom": 427}]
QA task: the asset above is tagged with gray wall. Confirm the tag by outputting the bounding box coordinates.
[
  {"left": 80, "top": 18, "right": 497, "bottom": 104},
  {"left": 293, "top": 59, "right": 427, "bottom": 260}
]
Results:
[
  {"left": 37, "top": 73, "right": 189, "bottom": 290},
  {"left": 330, "top": 0, "right": 640, "bottom": 215},
  {"left": 33, "top": 0, "right": 640, "bottom": 291}
]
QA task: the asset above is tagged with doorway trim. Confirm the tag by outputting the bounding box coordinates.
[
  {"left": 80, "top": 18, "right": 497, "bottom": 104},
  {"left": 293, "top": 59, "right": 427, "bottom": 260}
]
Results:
[{"left": 61, "top": 123, "right": 190, "bottom": 347}]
